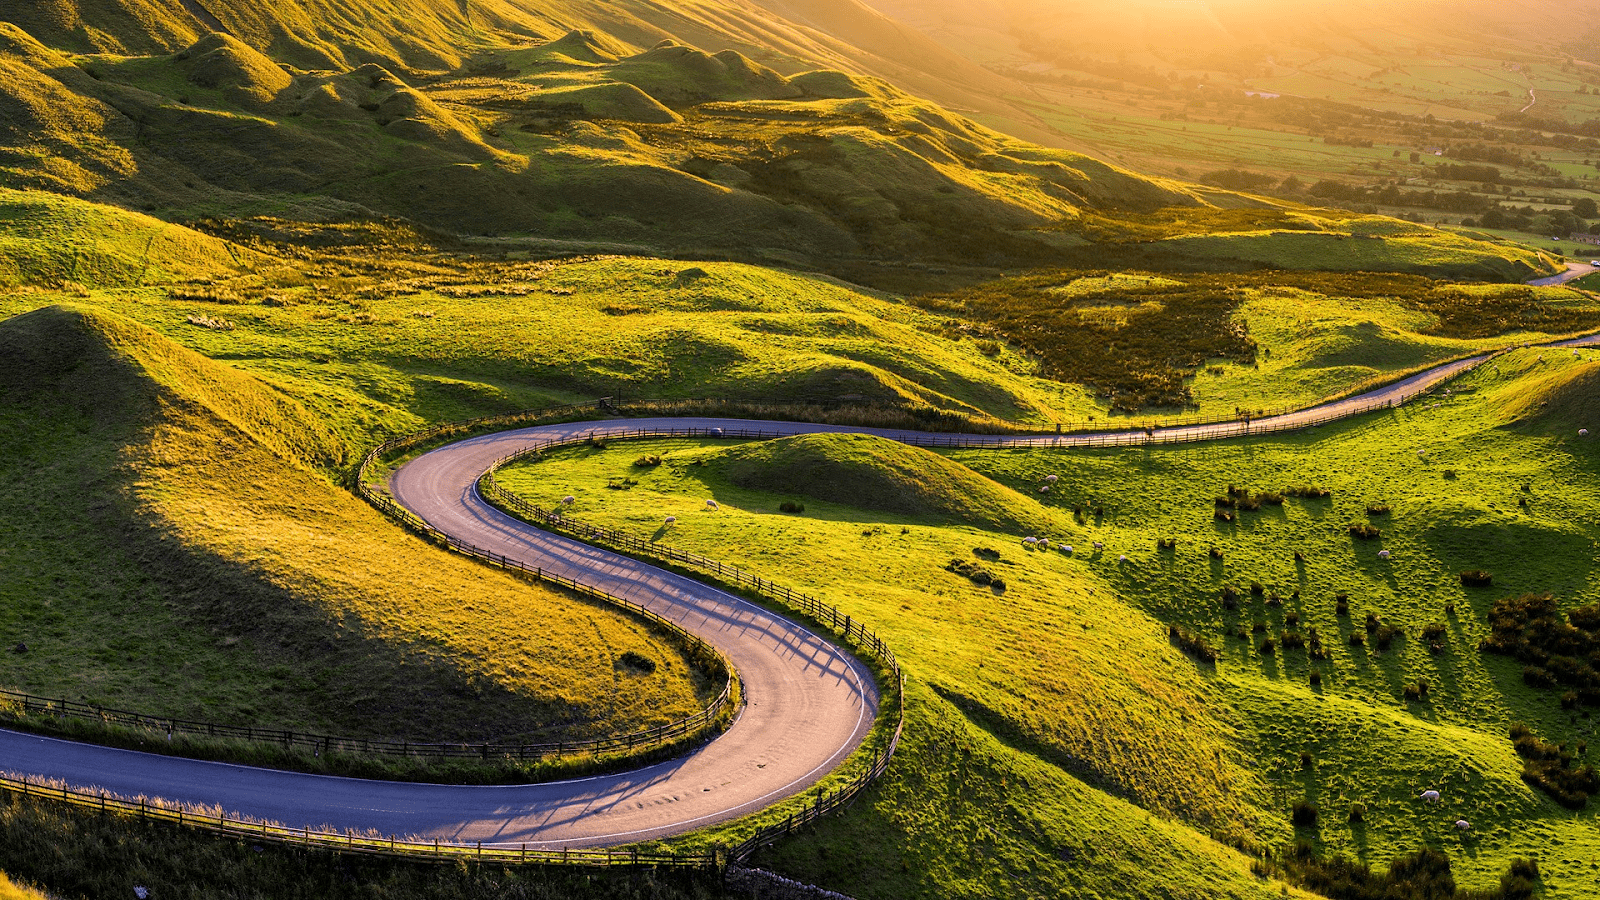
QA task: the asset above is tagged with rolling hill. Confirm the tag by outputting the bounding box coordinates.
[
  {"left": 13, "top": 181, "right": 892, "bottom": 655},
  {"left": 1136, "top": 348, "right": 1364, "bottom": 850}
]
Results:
[{"left": 0, "top": 2, "right": 1556, "bottom": 278}]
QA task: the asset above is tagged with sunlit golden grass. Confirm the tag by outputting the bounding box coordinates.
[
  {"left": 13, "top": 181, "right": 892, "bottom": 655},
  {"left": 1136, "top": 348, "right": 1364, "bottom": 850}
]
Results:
[{"left": 0, "top": 304, "right": 708, "bottom": 747}]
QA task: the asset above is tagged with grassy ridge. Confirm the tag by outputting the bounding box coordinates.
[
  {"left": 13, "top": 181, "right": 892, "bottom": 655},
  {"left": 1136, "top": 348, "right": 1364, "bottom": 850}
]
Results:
[
  {"left": 0, "top": 304, "right": 709, "bottom": 747},
  {"left": 0, "top": 188, "right": 248, "bottom": 288},
  {"left": 493, "top": 349, "right": 1600, "bottom": 897}
]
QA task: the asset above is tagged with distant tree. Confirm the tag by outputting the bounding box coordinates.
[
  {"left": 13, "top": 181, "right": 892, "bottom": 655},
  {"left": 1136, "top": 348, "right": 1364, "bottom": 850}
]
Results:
[
  {"left": 1410, "top": 151, "right": 1422, "bottom": 163},
  {"left": 1574, "top": 197, "right": 1598, "bottom": 218}
]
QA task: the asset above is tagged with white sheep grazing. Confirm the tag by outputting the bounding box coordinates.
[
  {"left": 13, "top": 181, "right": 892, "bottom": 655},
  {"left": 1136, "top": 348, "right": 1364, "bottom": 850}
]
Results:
[
  {"left": 1039, "top": 539, "right": 1052, "bottom": 550},
  {"left": 1420, "top": 790, "right": 1441, "bottom": 803},
  {"left": 1118, "top": 554, "right": 1128, "bottom": 562},
  {"left": 1045, "top": 475, "right": 1059, "bottom": 483},
  {"left": 1062, "top": 545, "right": 1074, "bottom": 555},
  {"left": 561, "top": 496, "right": 576, "bottom": 506},
  {"left": 664, "top": 516, "right": 677, "bottom": 525},
  {"left": 1379, "top": 550, "right": 1391, "bottom": 560},
  {"left": 1039, "top": 486, "right": 1051, "bottom": 493},
  {"left": 1092, "top": 541, "right": 1105, "bottom": 552},
  {"left": 1454, "top": 819, "right": 1471, "bottom": 831},
  {"left": 1023, "top": 537, "right": 1039, "bottom": 547},
  {"left": 1418, "top": 449, "right": 1427, "bottom": 458},
  {"left": 705, "top": 499, "right": 719, "bottom": 510},
  {"left": 1582, "top": 429, "right": 1591, "bottom": 437}
]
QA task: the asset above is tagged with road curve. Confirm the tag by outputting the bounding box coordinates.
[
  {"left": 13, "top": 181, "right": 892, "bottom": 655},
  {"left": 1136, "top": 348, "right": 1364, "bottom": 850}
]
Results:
[
  {"left": 1530, "top": 261, "right": 1598, "bottom": 288},
  {"left": 4, "top": 332, "right": 1599, "bottom": 847}
]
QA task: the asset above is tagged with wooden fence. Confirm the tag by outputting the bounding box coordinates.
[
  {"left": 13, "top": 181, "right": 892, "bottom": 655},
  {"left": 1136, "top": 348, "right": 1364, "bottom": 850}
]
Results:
[{"left": 0, "top": 772, "right": 720, "bottom": 869}]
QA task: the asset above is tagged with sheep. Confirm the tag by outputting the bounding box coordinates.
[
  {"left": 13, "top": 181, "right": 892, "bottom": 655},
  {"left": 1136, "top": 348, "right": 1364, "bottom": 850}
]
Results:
[
  {"left": 561, "top": 496, "right": 576, "bottom": 506},
  {"left": 1039, "top": 539, "right": 1052, "bottom": 550},
  {"left": 705, "top": 499, "right": 719, "bottom": 510},
  {"left": 1039, "top": 486, "right": 1051, "bottom": 493},
  {"left": 1022, "top": 537, "right": 1039, "bottom": 547},
  {"left": 1045, "top": 475, "right": 1059, "bottom": 483},
  {"left": 1418, "top": 449, "right": 1427, "bottom": 458},
  {"left": 664, "top": 516, "right": 677, "bottom": 526},
  {"left": 1092, "top": 541, "right": 1105, "bottom": 552},
  {"left": 1420, "top": 790, "right": 1441, "bottom": 803},
  {"left": 1118, "top": 554, "right": 1128, "bottom": 562},
  {"left": 1454, "top": 819, "right": 1471, "bottom": 831},
  {"left": 1582, "top": 429, "right": 1591, "bottom": 437},
  {"left": 1062, "top": 545, "right": 1074, "bottom": 555},
  {"left": 1378, "top": 550, "right": 1391, "bottom": 560}
]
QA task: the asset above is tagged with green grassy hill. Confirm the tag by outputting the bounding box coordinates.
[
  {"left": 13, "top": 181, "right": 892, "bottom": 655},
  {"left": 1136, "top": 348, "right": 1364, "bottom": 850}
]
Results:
[
  {"left": 0, "top": 187, "right": 248, "bottom": 288},
  {"left": 0, "top": 4, "right": 1557, "bottom": 278},
  {"left": 493, "top": 348, "right": 1600, "bottom": 898},
  {"left": 0, "top": 303, "right": 708, "bottom": 748}
]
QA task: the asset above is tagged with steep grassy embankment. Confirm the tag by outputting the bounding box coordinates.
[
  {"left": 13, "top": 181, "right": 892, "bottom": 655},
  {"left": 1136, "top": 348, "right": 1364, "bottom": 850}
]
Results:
[{"left": 0, "top": 304, "right": 707, "bottom": 747}]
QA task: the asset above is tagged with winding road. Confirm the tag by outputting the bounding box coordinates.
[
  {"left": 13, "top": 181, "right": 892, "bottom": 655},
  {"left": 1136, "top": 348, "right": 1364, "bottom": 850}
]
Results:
[{"left": 3, "top": 331, "right": 1599, "bottom": 849}]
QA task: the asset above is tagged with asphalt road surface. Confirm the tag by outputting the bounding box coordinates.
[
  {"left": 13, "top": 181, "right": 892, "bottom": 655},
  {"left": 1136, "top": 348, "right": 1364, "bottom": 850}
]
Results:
[{"left": 3, "top": 331, "right": 1598, "bottom": 847}]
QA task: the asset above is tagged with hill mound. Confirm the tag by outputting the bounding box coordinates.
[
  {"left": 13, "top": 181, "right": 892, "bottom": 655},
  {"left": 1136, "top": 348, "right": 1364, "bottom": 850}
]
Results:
[
  {"left": 1499, "top": 359, "right": 1600, "bottom": 431},
  {"left": 712, "top": 432, "right": 1057, "bottom": 534},
  {"left": 0, "top": 304, "right": 344, "bottom": 466},
  {"left": 0, "top": 189, "right": 247, "bottom": 288},
  {"left": 173, "top": 32, "right": 290, "bottom": 107},
  {"left": 0, "top": 303, "right": 707, "bottom": 743},
  {"left": 611, "top": 42, "right": 801, "bottom": 106}
]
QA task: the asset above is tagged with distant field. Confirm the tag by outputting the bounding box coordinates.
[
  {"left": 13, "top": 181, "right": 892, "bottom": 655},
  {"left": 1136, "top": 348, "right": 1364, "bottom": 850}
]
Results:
[{"left": 496, "top": 347, "right": 1600, "bottom": 898}]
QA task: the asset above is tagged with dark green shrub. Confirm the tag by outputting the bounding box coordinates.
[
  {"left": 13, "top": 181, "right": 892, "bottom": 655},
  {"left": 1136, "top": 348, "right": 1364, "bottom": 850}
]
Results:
[
  {"left": 1461, "top": 570, "right": 1493, "bottom": 587},
  {"left": 1348, "top": 632, "right": 1366, "bottom": 647},
  {"left": 1374, "top": 625, "right": 1402, "bottom": 652},
  {"left": 1286, "top": 485, "right": 1331, "bottom": 499},
  {"left": 1215, "top": 495, "right": 1236, "bottom": 509},
  {"left": 1281, "top": 631, "right": 1305, "bottom": 651},
  {"left": 1285, "top": 611, "right": 1300, "bottom": 627},
  {"left": 1365, "top": 503, "right": 1391, "bottom": 515},
  {"left": 1347, "top": 802, "right": 1364, "bottom": 823},
  {"left": 1512, "top": 723, "right": 1599, "bottom": 808},
  {"left": 1168, "top": 624, "right": 1217, "bottom": 663},
  {"left": 1157, "top": 537, "right": 1176, "bottom": 550},
  {"left": 1290, "top": 800, "right": 1318, "bottom": 826},
  {"left": 1215, "top": 508, "right": 1236, "bottom": 523},
  {"left": 617, "top": 650, "right": 657, "bottom": 674},
  {"left": 1209, "top": 546, "right": 1224, "bottom": 560},
  {"left": 778, "top": 500, "right": 806, "bottom": 513},
  {"left": 1299, "top": 750, "right": 1314, "bottom": 769},
  {"left": 1250, "top": 581, "right": 1265, "bottom": 596},
  {"left": 974, "top": 547, "right": 1002, "bottom": 561},
  {"left": 1260, "top": 638, "right": 1277, "bottom": 655},
  {"left": 1259, "top": 492, "right": 1285, "bottom": 505},
  {"left": 1309, "top": 670, "right": 1323, "bottom": 687},
  {"left": 632, "top": 454, "right": 662, "bottom": 468},
  {"left": 1348, "top": 523, "right": 1381, "bottom": 540}
]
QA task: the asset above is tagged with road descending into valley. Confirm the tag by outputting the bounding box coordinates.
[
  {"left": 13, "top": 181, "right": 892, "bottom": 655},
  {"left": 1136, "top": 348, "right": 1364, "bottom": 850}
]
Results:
[{"left": 2, "top": 331, "right": 1599, "bottom": 849}]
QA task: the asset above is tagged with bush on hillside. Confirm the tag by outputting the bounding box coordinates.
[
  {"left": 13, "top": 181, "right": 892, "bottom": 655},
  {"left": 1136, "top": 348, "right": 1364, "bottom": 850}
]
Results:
[
  {"left": 1461, "top": 570, "right": 1493, "bottom": 587},
  {"left": 1511, "top": 723, "right": 1599, "bottom": 809},
  {"left": 1348, "top": 523, "right": 1381, "bottom": 540},
  {"left": 1290, "top": 801, "right": 1318, "bottom": 827},
  {"left": 1481, "top": 593, "right": 1600, "bottom": 706},
  {"left": 1168, "top": 624, "right": 1217, "bottom": 663}
]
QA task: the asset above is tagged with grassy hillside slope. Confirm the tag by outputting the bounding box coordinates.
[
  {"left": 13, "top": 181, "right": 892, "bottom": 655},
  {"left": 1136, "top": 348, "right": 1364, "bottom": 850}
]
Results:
[
  {"left": 0, "top": 303, "right": 707, "bottom": 745},
  {"left": 494, "top": 349, "right": 1600, "bottom": 898},
  {"left": 0, "top": 5, "right": 1556, "bottom": 278},
  {"left": 0, "top": 187, "right": 249, "bottom": 288}
]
